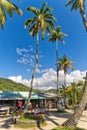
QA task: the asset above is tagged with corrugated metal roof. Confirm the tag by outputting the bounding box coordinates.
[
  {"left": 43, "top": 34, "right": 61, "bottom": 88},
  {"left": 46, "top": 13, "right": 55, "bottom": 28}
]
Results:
[{"left": 0, "top": 91, "right": 45, "bottom": 100}]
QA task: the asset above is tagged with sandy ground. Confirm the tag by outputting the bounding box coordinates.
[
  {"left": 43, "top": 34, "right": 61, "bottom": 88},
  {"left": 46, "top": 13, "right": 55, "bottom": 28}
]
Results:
[{"left": 0, "top": 109, "right": 87, "bottom": 130}]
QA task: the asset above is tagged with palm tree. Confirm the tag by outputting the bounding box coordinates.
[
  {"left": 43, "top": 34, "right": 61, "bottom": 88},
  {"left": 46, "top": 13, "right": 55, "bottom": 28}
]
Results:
[
  {"left": 48, "top": 26, "right": 67, "bottom": 104},
  {"left": 24, "top": 2, "right": 56, "bottom": 105},
  {"left": 65, "top": 0, "right": 87, "bottom": 31},
  {"left": 62, "top": 72, "right": 87, "bottom": 127},
  {"left": 57, "top": 55, "right": 74, "bottom": 107},
  {"left": 71, "top": 82, "right": 78, "bottom": 105},
  {"left": 0, "top": 0, "right": 22, "bottom": 29}
]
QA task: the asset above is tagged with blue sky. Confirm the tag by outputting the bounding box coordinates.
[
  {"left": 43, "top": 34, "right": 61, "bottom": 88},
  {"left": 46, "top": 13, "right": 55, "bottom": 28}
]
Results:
[{"left": 0, "top": 0, "right": 87, "bottom": 90}]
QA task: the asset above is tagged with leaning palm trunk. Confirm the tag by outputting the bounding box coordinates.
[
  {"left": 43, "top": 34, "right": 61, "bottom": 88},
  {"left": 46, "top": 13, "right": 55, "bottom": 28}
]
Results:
[
  {"left": 80, "top": 4, "right": 87, "bottom": 31},
  {"left": 27, "top": 33, "right": 39, "bottom": 108},
  {"left": 62, "top": 72, "right": 87, "bottom": 127}
]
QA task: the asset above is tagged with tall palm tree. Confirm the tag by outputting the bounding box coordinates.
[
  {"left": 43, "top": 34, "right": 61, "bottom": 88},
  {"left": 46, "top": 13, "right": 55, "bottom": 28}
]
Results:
[
  {"left": 65, "top": 0, "right": 87, "bottom": 31},
  {"left": 57, "top": 55, "right": 74, "bottom": 107},
  {"left": 0, "top": 0, "right": 22, "bottom": 29},
  {"left": 24, "top": 2, "right": 56, "bottom": 105},
  {"left": 62, "top": 72, "right": 87, "bottom": 127},
  {"left": 48, "top": 26, "right": 67, "bottom": 103}
]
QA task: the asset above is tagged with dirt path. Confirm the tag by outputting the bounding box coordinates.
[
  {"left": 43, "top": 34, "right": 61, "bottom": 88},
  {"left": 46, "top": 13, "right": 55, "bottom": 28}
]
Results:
[{"left": 0, "top": 110, "right": 87, "bottom": 130}]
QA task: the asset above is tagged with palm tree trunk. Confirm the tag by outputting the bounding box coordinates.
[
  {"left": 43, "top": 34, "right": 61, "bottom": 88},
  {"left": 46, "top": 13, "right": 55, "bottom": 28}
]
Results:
[
  {"left": 56, "top": 39, "right": 60, "bottom": 109},
  {"left": 62, "top": 72, "right": 87, "bottom": 127},
  {"left": 64, "top": 73, "right": 66, "bottom": 107},
  {"left": 56, "top": 39, "right": 59, "bottom": 97},
  {"left": 80, "top": 4, "right": 87, "bottom": 31},
  {"left": 27, "top": 33, "right": 39, "bottom": 107},
  {"left": 74, "top": 92, "right": 77, "bottom": 105}
]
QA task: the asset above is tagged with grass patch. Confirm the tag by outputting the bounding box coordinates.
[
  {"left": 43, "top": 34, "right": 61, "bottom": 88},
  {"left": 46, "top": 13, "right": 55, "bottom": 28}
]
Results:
[
  {"left": 13, "top": 112, "right": 47, "bottom": 129},
  {"left": 52, "top": 126, "right": 85, "bottom": 130},
  {"left": 19, "top": 115, "right": 34, "bottom": 121},
  {"left": 41, "top": 121, "right": 47, "bottom": 126},
  {"left": 14, "top": 123, "right": 37, "bottom": 128}
]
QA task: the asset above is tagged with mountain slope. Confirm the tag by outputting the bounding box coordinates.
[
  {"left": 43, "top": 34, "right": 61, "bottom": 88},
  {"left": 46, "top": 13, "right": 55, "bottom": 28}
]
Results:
[{"left": 0, "top": 78, "right": 29, "bottom": 91}]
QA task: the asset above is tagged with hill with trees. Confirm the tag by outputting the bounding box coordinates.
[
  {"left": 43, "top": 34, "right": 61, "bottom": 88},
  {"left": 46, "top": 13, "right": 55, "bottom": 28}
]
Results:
[
  {"left": 0, "top": 78, "right": 29, "bottom": 91},
  {"left": 0, "top": 78, "right": 41, "bottom": 92}
]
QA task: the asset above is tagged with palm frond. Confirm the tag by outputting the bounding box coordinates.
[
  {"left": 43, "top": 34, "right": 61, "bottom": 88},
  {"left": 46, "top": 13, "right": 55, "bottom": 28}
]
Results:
[
  {"left": 45, "top": 14, "right": 56, "bottom": 22},
  {"left": 48, "top": 37, "right": 56, "bottom": 42},
  {"left": 24, "top": 17, "right": 36, "bottom": 29},
  {"left": 71, "top": 0, "right": 80, "bottom": 11},
  {"left": 43, "top": 7, "right": 52, "bottom": 14},
  {"left": 26, "top": 7, "right": 39, "bottom": 15},
  {"left": 0, "top": 7, "right": 6, "bottom": 29},
  {"left": 29, "top": 24, "right": 38, "bottom": 37},
  {"left": 45, "top": 19, "right": 55, "bottom": 29},
  {"left": 40, "top": 2, "right": 47, "bottom": 13},
  {"left": 65, "top": 0, "right": 74, "bottom": 7},
  {"left": 0, "top": 0, "right": 22, "bottom": 30},
  {"left": 4, "top": 1, "right": 22, "bottom": 17}
]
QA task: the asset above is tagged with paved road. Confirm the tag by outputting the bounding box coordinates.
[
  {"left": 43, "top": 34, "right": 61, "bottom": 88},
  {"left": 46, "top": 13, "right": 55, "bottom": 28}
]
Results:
[{"left": 0, "top": 110, "right": 87, "bottom": 130}]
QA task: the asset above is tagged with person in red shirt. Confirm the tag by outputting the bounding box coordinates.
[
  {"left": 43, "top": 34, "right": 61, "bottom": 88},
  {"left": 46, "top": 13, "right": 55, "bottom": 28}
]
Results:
[{"left": 17, "top": 100, "right": 23, "bottom": 116}]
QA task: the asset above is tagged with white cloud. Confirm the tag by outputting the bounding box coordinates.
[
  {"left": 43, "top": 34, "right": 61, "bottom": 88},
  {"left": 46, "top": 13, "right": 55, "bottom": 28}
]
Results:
[
  {"left": 16, "top": 48, "right": 29, "bottom": 55},
  {"left": 16, "top": 47, "right": 35, "bottom": 66},
  {"left": 17, "top": 57, "right": 29, "bottom": 64},
  {"left": 36, "top": 68, "right": 49, "bottom": 74},
  {"left": 8, "top": 69, "right": 87, "bottom": 90},
  {"left": 8, "top": 75, "right": 30, "bottom": 87}
]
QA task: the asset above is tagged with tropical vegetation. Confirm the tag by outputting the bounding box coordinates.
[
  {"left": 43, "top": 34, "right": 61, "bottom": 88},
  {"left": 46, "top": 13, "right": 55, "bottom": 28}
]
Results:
[
  {"left": 60, "top": 80, "right": 84, "bottom": 106},
  {"left": 62, "top": 72, "right": 87, "bottom": 126}
]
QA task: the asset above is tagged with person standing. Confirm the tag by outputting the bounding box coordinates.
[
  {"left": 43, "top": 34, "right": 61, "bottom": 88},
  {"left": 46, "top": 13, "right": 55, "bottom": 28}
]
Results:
[{"left": 17, "top": 100, "right": 23, "bottom": 116}]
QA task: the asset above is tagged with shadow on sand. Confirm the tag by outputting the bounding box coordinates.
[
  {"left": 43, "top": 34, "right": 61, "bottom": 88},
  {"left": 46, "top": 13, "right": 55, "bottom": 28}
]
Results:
[{"left": 0, "top": 115, "right": 13, "bottom": 129}]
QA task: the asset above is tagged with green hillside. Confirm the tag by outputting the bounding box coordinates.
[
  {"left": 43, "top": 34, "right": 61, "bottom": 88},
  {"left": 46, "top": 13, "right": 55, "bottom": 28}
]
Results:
[
  {"left": 44, "top": 89, "right": 57, "bottom": 94},
  {"left": 0, "top": 78, "right": 29, "bottom": 91},
  {"left": 0, "top": 78, "right": 56, "bottom": 93}
]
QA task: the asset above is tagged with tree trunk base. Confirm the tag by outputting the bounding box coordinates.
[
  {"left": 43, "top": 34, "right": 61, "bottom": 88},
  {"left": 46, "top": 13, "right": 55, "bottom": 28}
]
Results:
[{"left": 62, "top": 114, "right": 77, "bottom": 127}]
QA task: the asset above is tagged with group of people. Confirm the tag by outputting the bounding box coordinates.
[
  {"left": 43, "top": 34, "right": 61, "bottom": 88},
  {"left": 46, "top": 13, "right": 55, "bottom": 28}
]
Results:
[
  {"left": 16, "top": 100, "right": 44, "bottom": 116},
  {"left": 17, "top": 100, "right": 35, "bottom": 115}
]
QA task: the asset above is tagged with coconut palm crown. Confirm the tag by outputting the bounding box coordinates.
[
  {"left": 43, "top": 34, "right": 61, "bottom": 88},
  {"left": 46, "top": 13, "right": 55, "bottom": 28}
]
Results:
[
  {"left": 57, "top": 54, "right": 74, "bottom": 74},
  {"left": 24, "top": 2, "right": 56, "bottom": 39},
  {"left": 65, "top": 0, "right": 87, "bottom": 31},
  {"left": 48, "top": 26, "right": 67, "bottom": 43},
  {"left": 0, "top": 0, "right": 22, "bottom": 29},
  {"left": 66, "top": 0, "right": 85, "bottom": 11}
]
